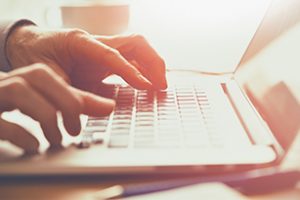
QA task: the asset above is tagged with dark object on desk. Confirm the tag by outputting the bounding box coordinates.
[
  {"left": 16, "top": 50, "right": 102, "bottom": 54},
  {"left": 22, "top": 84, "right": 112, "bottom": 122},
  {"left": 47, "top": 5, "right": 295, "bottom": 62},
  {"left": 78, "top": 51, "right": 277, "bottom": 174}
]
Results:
[
  {"left": 229, "top": 169, "right": 300, "bottom": 195},
  {"left": 97, "top": 168, "right": 300, "bottom": 199}
]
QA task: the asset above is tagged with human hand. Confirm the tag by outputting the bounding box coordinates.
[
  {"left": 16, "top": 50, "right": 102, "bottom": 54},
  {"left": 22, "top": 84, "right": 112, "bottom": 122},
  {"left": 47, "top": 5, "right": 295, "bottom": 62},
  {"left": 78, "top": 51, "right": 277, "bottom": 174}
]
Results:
[
  {"left": 0, "top": 64, "right": 115, "bottom": 153},
  {"left": 6, "top": 25, "right": 167, "bottom": 91}
]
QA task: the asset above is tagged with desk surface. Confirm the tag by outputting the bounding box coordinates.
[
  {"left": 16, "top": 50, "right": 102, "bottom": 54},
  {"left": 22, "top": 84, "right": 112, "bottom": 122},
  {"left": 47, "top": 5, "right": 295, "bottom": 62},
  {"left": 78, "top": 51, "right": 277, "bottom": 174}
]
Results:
[
  {"left": 1, "top": 184, "right": 300, "bottom": 200},
  {"left": 0, "top": 174, "right": 299, "bottom": 200}
]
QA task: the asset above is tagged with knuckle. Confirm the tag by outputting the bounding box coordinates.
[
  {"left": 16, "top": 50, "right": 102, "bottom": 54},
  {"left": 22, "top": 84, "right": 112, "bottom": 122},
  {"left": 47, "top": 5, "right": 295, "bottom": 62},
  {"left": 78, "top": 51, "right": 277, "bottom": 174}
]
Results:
[
  {"left": 5, "top": 77, "right": 28, "bottom": 96},
  {"left": 132, "top": 34, "right": 147, "bottom": 43},
  {"left": 31, "top": 63, "right": 49, "bottom": 70},
  {"left": 63, "top": 28, "right": 89, "bottom": 60},
  {"left": 65, "top": 28, "right": 88, "bottom": 40},
  {"left": 29, "top": 64, "right": 52, "bottom": 79},
  {"left": 104, "top": 48, "right": 120, "bottom": 58}
]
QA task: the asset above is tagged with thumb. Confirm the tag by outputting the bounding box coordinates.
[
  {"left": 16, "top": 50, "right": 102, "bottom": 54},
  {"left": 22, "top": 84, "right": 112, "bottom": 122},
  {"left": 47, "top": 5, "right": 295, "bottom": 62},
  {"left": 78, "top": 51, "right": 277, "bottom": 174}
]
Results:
[{"left": 71, "top": 87, "right": 115, "bottom": 117}]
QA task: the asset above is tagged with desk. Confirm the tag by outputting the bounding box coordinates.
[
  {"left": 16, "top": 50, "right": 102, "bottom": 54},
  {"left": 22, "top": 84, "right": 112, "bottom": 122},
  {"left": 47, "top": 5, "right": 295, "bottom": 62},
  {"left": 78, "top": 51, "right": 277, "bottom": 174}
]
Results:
[
  {"left": 0, "top": 173, "right": 300, "bottom": 200},
  {"left": 0, "top": 184, "right": 300, "bottom": 200},
  {"left": 0, "top": 174, "right": 299, "bottom": 200}
]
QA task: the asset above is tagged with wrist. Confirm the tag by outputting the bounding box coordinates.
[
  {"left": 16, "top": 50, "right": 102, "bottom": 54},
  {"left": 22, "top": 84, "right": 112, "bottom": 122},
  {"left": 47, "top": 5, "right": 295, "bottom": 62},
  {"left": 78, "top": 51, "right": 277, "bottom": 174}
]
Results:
[{"left": 5, "top": 20, "right": 36, "bottom": 69}]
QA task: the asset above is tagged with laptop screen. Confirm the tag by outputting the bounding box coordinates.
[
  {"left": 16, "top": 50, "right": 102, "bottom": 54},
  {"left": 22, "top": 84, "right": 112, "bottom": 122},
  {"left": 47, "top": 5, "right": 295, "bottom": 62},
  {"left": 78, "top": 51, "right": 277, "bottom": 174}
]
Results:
[
  {"left": 130, "top": 0, "right": 271, "bottom": 72},
  {"left": 235, "top": 0, "right": 300, "bottom": 150}
]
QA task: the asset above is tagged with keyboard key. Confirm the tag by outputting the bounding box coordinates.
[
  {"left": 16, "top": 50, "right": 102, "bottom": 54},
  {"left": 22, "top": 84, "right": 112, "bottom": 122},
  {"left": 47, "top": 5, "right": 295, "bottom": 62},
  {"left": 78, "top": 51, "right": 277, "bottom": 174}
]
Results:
[
  {"left": 82, "top": 84, "right": 224, "bottom": 150},
  {"left": 134, "top": 136, "right": 155, "bottom": 143},
  {"left": 135, "top": 127, "right": 154, "bottom": 133},
  {"left": 86, "top": 121, "right": 108, "bottom": 127},
  {"left": 157, "top": 141, "right": 180, "bottom": 148},
  {"left": 109, "top": 136, "right": 129, "bottom": 148},
  {"left": 84, "top": 126, "right": 107, "bottom": 133},
  {"left": 92, "top": 133, "right": 104, "bottom": 144},
  {"left": 88, "top": 116, "right": 110, "bottom": 120}
]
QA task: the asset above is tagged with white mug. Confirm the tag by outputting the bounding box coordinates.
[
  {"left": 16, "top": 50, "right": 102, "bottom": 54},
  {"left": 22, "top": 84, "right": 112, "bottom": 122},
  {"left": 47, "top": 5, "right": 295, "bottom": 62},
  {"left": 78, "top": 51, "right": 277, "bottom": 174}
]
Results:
[{"left": 60, "top": 1, "right": 130, "bottom": 35}]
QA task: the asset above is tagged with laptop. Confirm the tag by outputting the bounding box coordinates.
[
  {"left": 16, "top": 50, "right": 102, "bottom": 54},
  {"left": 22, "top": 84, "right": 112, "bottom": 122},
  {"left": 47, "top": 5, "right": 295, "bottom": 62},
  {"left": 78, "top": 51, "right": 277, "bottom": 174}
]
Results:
[{"left": 0, "top": 0, "right": 299, "bottom": 175}]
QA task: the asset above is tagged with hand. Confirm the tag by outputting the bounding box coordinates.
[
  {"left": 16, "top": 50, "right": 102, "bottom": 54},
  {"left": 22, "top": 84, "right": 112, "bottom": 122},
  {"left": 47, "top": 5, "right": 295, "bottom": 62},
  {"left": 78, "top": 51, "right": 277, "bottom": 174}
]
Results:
[
  {"left": 6, "top": 25, "right": 167, "bottom": 91},
  {"left": 0, "top": 64, "right": 115, "bottom": 153}
]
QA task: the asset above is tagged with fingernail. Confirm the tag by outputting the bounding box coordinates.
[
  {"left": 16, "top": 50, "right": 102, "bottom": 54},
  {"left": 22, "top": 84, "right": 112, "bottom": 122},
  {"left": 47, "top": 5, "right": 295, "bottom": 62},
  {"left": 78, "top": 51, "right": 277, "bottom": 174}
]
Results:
[
  {"left": 70, "top": 119, "right": 82, "bottom": 136},
  {"left": 24, "top": 138, "right": 39, "bottom": 155},
  {"left": 24, "top": 149, "right": 39, "bottom": 156},
  {"left": 152, "top": 79, "right": 167, "bottom": 90},
  {"left": 48, "top": 144, "right": 64, "bottom": 153},
  {"left": 160, "top": 79, "right": 168, "bottom": 90}
]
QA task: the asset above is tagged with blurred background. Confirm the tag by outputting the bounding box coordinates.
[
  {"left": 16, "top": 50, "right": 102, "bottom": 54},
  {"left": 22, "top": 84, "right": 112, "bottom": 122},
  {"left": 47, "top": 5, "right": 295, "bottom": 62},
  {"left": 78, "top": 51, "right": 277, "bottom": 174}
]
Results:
[{"left": 0, "top": 0, "right": 270, "bottom": 72}]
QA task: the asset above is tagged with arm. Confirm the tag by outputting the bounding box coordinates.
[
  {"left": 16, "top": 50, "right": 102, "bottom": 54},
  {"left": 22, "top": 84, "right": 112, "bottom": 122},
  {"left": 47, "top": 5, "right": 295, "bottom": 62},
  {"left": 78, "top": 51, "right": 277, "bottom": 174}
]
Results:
[{"left": 0, "top": 19, "right": 35, "bottom": 72}]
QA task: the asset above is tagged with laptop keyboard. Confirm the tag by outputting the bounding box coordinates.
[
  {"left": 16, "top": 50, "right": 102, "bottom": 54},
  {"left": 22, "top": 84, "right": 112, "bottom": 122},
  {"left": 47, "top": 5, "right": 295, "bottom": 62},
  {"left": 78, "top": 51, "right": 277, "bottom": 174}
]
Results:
[{"left": 81, "top": 85, "right": 223, "bottom": 149}]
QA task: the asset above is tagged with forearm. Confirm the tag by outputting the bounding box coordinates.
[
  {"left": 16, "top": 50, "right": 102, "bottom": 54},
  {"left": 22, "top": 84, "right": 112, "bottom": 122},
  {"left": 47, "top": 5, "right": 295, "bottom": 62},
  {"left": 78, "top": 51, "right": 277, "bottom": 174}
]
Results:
[{"left": 0, "top": 19, "right": 35, "bottom": 72}]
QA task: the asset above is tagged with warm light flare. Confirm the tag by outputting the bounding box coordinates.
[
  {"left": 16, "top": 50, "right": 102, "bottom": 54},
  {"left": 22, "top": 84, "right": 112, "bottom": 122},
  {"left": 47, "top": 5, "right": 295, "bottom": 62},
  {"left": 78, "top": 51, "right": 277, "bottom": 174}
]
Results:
[{"left": 130, "top": 0, "right": 271, "bottom": 72}]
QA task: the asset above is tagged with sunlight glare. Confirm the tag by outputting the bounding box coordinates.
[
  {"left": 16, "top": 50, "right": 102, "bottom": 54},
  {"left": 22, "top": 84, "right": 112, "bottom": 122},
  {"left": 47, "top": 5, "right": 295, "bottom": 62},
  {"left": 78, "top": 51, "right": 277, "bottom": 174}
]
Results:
[{"left": 130, "top": 0, "right": 271, "bottom": 72}]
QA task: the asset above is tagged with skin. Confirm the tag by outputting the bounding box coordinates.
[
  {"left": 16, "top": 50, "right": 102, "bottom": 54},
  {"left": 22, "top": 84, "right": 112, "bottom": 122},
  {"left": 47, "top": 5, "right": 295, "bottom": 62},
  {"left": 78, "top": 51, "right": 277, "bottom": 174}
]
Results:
[{"left": 0, "top": 25, "right": 167, "bottom": 153}]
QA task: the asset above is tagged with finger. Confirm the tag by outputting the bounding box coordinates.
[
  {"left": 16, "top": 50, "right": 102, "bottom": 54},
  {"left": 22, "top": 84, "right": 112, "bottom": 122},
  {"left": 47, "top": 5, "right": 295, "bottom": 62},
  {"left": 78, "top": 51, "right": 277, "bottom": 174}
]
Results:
[
  {"left": 0, "top": 77, "right": 62, "bottom": 146},
  {"left": 70, "top": 31, "right": 153, "bottom": 90},
  {"left": 70, "top": 87, "right": 115, "bottom": 117},
  {"left": 0, "top": 72, "right": 7, "bottom": 79},
  {"left": 8, "top": 64, "right": 82, "bottom": 136},
  {"left": 96, "top": 35, "right": 167, "bottom": 90},
  {"left": 45, "top": 62, "right": 71, "bottom": 84},
  {"left": 0, "top": 118, "right": 39, "bottom": 153}
]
